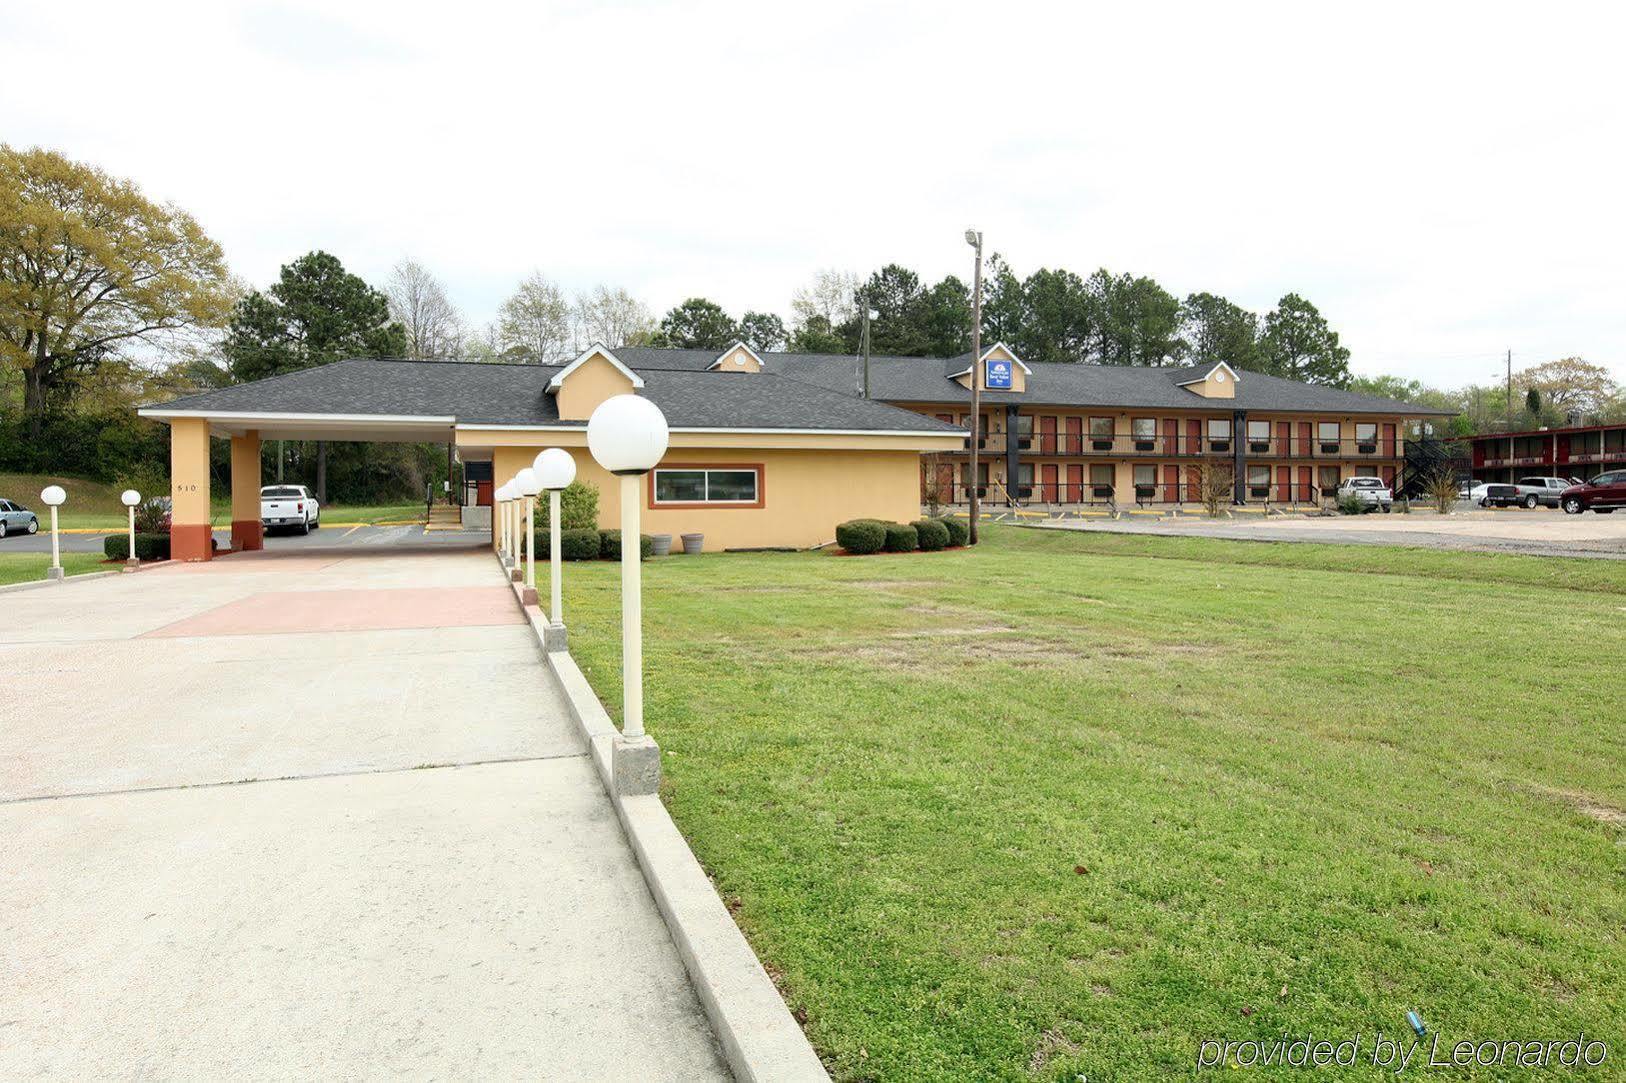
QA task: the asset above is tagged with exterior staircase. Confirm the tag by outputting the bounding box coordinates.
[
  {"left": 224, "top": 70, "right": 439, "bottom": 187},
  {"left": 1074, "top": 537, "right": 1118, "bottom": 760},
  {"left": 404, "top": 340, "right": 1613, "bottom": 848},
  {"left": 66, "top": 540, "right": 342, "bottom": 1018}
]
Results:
[{"left": 425, "top": 504, "right": 465, "bottom": 531}]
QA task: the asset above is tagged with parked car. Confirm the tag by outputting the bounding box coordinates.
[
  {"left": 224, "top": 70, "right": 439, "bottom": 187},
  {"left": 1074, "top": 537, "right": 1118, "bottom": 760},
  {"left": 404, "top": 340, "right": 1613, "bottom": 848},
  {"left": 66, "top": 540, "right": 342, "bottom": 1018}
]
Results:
[
  {"left": 0, "top": 498, "right": 41, "bottom": 538},
  {"left": 261, "top": 485, "right": 320, "bottom": 534},
  {"left": 1337, "top": 476, "right": 1393, "bottom": 512},
  {"left": 1480, "top": 484, "right": 1521, "bottom": 508},
  {"left": 1560, "top": 471, "right": 1626, "bottom": 514},
  {"left": 1510, "top": 476, "right": 1575, "bottom": 509},
  {"left": 1462, "top": 481, "right": 1496, "bottom": 505}
]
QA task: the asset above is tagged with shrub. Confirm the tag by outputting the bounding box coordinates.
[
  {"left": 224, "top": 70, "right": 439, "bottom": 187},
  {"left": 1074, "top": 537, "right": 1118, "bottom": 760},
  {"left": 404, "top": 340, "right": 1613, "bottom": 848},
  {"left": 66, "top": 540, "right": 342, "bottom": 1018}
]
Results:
[
  {"left": 914, "top": 518, "right": 950, "bottom": 551},
  {"left": 1336, "top": 491, "right": 1365, "bottom": 515},
  {"left": 835, "top": 518, "right": 887, "bottom": 555},
  {"left": 883, "top": 522, "right": 918, "bottom": 552},
  {"left": 538, "top": 480, "right": 600, "bottom": 531},
  {"left": 133, "top": 497, "right": 169, "bottom": 534},
  {"left": 599, "top": 529, "right": 653, "bottom": 561},
  {"left": 937, "top": 515, "right": 968, "bottom": 547},
  {"left": 560, "top": 527, "right": 602, "bottom": 561},
  {"left": 103, "top": 532, "right": 171, "bottom": 561}
]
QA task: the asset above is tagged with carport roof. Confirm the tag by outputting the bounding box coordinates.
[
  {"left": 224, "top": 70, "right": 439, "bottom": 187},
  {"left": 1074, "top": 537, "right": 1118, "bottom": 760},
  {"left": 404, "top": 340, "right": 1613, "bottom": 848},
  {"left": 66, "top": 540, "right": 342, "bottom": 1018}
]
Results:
[{"left": 140, "top": 357, "right": 962, "bottom": 434}]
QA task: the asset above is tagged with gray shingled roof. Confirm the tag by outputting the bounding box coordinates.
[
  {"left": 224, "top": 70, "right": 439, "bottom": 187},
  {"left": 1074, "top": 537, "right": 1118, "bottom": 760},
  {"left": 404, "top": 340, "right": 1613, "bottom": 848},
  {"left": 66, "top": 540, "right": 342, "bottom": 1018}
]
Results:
[{"left": 144, "top": 357, "right": 962, "bottom": 432}]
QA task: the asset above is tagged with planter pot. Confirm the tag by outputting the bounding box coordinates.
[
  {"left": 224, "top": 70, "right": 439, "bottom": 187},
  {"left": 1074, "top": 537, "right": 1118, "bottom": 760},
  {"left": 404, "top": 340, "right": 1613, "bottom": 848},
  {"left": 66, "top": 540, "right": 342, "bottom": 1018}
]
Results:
[
  {"left": 680, "top": 532, "right": 705, "bottom": 555},
  {"left": 650, "top": 533, "right": 672, "bottom": 557}
]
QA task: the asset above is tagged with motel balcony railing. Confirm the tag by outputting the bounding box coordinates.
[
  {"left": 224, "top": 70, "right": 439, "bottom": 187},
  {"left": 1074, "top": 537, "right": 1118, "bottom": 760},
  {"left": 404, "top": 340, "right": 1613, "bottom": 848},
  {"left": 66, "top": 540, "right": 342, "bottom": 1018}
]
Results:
[
  {"left": 932, "top": 482, "right": 1328, "bottom": 508},
  {"left": 949, "top": 434, "right": 1404, "bottom": 459}
]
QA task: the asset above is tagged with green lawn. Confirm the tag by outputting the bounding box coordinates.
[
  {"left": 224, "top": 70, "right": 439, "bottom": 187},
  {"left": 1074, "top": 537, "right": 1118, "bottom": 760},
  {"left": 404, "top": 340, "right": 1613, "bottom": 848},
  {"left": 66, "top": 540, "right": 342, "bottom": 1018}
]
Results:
[
  {"left": 0, "top": 552, "right": 109, "bottom": 585},
  {"left": 0, "top": 473, "right": 426, "bottom": 529},
  {"left": 559, "top": 526, "right": 1624, "bottom": 1080}
]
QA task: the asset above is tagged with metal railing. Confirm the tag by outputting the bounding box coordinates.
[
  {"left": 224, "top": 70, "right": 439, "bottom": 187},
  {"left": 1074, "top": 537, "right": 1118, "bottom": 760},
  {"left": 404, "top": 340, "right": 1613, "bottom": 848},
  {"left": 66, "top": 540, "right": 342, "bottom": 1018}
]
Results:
[
  {"left": 929, "top": 480, "right": 1328, "bottom": 507},
  {"left": 943, "top": 433, "right": 1402, "bottom": 458}
]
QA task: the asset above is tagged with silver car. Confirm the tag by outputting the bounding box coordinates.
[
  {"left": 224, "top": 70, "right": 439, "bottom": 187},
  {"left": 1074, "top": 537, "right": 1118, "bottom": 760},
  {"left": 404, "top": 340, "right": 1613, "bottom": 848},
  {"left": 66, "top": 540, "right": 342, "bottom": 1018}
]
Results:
[{"left": 0, "top": 498, "right": 41, "bottom": 538}]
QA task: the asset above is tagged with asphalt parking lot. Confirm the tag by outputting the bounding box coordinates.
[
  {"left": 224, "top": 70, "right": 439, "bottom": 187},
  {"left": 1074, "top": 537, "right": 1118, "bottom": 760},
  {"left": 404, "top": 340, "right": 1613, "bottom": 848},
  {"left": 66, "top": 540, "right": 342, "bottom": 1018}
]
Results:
[{"left": 1039, "top": 504, "right": 1626, "bottom": 559}]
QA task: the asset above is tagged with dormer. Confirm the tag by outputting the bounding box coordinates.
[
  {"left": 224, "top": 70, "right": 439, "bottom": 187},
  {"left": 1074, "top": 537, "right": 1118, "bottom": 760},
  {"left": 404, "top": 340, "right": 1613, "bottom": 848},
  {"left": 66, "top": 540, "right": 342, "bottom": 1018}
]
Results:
[
  {"left": 549, "top": 343, "right": 644, "bottom": 420},
  {"left": 708, "top": 341, "right": 765, "bottom": 373},
  {"left": 947, "top": 342, "right": 1030, "bottom": 393},
  {"left": 1175, "top": 361, "right": 1238, "bottom": 400}
]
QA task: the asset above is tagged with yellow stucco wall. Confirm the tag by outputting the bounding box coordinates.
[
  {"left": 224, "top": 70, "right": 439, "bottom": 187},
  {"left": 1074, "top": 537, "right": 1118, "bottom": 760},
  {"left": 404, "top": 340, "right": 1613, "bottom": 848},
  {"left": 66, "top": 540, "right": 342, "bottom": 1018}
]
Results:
[
  {"left": 488, "top": 444, "right": 925, "bottom": 550},
  {"left": 555, "top": 353, "right": 637, "bottom": 421},
  {"left": 230, "top": 431, "right": 261, "bottom": 520},
  {"left": 713, "top": 344, "right": 763, "bottom": 372},
  {"left": 170, "top": 417, "right": 212, "bottom": 525}
]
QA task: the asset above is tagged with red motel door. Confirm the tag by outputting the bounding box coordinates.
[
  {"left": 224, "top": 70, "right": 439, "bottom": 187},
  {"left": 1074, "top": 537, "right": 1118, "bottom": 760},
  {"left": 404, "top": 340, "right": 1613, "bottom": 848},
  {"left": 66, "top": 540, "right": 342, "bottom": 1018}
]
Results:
[
  {"left": 476, "top": 480, "right": 493, "bottom": 506},
  {"left": 1162, "top": 464, "right": 1180, "bottom": 502},
  {"left": 1040, "top": 463, "right": 1058, "bottom": 502},
  {"left": 1066, "top": 464, "right": 1083, "bottom": 502},
  {"left": 1038, "top": 416, "right": 1057, "bottom": 455},
  {"left": 1382, "top": 423, "right": 1397, "bottom": 458},
  {"left": 1297, "top": 466, "right": 1311, "bottom": 502},
  {"left": 1297, "top": 421, "right": 1312, "bottom": 456},
  {"left": 1185, "top": 418, "right": 1201, "bottom": 455},
  {"left": 1381, "top": 465, "right": 1396, "bottom": 488},
  {"left": 1161, "top": 417, "right": 1178, "bottom": 455},
  {"left": 1064, "top": 416, "right": 1082, "bottom": 455},
  {"left": 1275, "top": 465, "right": 1291, "bottom": 501},
  {"left": 1276, "top": 421, "right": 1291, "bottom": 456},
  {"left": 1185, "top": 464, "right": 1201, "bottom": 502},
  {"left": 1556, "top": 435, "right": 1570, "bottom": 464}
]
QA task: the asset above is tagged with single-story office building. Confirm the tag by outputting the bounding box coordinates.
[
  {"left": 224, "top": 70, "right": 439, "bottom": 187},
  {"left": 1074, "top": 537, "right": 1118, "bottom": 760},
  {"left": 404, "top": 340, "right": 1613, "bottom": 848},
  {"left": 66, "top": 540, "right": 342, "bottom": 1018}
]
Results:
[{"left": 138, "top": 341, "right": 1443, "bottom": 559}]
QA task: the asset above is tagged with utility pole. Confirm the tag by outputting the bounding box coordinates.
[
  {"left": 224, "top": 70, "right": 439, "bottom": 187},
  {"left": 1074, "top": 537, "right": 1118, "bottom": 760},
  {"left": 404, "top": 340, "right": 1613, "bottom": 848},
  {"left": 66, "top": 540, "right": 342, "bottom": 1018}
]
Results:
[
  {"left": 965, "top": 228, "right": 984, "bottom": 545},
  {"left": 1505, "top": 349, "right": 1513, "bottom": 432},
  {"left": 861, "top": 307, "right": 872, "bottom": 399}
]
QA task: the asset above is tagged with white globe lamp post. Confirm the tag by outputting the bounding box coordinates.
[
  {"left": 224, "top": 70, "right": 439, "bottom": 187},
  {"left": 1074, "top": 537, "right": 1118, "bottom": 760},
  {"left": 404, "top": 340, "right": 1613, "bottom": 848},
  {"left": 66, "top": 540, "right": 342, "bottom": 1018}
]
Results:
[
  {"left": 533, "top": 447, "right": 577, "bottom": 649},
  {"left": 40, "top": 485, "right": 66, "bottom": 581},
  {"left": 587, "top": 394, "right": 669, "bottom": 795},
  {"left": 515, "top": 466, "right": 542, "bottom": 602},
  {"left": 496, "top": 483, "right": 513, "bottom": 565},
  {"left": 121, "top": 489, "right": 142, "bottom": 569}
]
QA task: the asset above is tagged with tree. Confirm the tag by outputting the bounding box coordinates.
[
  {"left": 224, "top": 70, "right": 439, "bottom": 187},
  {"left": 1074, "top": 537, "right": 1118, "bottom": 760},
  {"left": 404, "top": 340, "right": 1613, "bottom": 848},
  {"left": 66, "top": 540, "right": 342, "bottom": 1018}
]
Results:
[
  {"left": 979, "top": 254, "right": 1027, "bottom": 348},
  {"left": 0, "top": 146, "right": 232, "bottom": 438},
  {"left": 1257, "top": 294, "right": 1351, "bottom": 386},
  {"left": 651, "top": 298, "right": 737, "bottom": 350},
  {"left": 1525, "top": 387, "right": 1542, "bottom": 416},
  {"left": 787, "top": 315, "right": 846, "bottom": 354},
  {"left": 738, "top": 310, "right": 786, "bottom": 352},
  {"left": 385, "top": 258, "right": 462, "bottom": 359},
  {"left": 790, "top": 269, "right": 857, "bottom": 332},
  {"left": 573, "top": 285, "right": 652, "bottom": 349},
  {"left": 1515, "top": 357, "right": 1618, "bottom": 419},
  {"left": 496, "top": 272, "right": 571, "bottom": 363},
  {"left": 1181, "top": 293, "right": 1258, "bottom": 370},
  {"left": 1093, "top": 272, "right": 1184, "bottom": 366},
  {"left": 223, "top": 251, "right": 404, "bottom": 383},
  {"left": 1347, "top": 374, "right": 1428, "bottom": 402},
  {"left": 1014, "top": 267, "right": 1093, "bottom": 363},
  {"left": 919, "top": 275, "right": 971, "bottom": 357}
]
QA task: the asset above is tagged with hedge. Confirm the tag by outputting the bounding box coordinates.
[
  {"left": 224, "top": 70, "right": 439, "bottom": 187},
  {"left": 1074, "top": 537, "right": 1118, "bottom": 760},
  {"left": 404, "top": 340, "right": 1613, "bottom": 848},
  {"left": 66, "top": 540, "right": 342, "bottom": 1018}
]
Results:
[
  {"left": 913, "top": 518, "right": 950, "bottom": 551},
  {"left": 538, "top": 480, "right": 600, "bottom": 531},
  {"left": 103, "top": 533, "right": 171, "bottom": 561},
  {"left": 835, "top": 519, "right": 887, "bottom": 555},
  {"left": 938, "top": 515, "right": 969, "bottom": 547},
  {"left": 599, "top": 529, "right": 654, "bottom": 561},
  {"left": 560, "top": 527, "right": 602, "bottom": 561},
  {"left": 883, "top": 522, "right": 918, "bottom": 552}
]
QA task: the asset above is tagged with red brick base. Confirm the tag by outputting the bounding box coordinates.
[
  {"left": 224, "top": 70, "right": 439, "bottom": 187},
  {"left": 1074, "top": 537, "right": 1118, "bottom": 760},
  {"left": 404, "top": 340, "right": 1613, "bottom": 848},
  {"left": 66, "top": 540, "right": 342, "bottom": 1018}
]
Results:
[
  {"left": 171, "top": 523, "right": 214, "bottom": 562},
  {"left": 231, "top": 519, "right": 264, "bottom": 552}
]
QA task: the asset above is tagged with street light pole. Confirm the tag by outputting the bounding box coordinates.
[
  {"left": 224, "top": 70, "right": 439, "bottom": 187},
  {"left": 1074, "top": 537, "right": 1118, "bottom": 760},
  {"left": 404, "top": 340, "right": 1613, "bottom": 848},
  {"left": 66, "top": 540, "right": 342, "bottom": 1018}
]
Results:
[
  {"left": 121, "top": 489, "right": 141, "bottom": 569},
  {"left": 587, "top": 394, "right": 671, "bottom": 796},
  {"left": 515, "top": 467, "right": 541, "bottom": 605},
  {"left": 965, "top": 228, "right": 984, "bottom": 545},
  {"left": 41, "top": 485, "right": 66, "bottom": 581},
  {"left": 533, "top": 448, "right": 577, "bottom": 651}
]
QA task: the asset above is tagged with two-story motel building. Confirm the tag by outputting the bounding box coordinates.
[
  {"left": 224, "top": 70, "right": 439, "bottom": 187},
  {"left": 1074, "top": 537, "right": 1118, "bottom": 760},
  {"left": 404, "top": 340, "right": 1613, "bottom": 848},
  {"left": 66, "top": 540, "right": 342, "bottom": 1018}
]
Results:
[{"left": 139, "top": 342, "right": 1442, "bottom": 557}]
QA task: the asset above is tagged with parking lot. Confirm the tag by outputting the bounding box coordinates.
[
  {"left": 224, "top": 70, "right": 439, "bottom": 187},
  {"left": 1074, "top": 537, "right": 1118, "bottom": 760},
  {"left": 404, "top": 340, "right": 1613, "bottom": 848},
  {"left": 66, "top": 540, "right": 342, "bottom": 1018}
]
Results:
[
  {"left": 1, "top": 523, "right": 483, "bottom": 555},
  {"left": 1040, "top": 504, "right": 1626, "bottom": 559}
]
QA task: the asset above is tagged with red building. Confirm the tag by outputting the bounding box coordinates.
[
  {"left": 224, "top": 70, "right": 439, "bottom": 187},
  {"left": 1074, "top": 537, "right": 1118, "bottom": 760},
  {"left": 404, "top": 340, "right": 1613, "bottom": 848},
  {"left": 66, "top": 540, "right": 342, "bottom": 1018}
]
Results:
[{"left": 1466, "top": 422, "right": 1626, "bottom": 482}]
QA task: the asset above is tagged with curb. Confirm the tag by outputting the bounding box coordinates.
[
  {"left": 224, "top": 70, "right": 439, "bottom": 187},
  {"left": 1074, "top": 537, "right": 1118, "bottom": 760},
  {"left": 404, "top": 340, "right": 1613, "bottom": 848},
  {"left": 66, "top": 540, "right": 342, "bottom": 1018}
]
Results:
[
  {"left": 499, "top": 562, "right": 829, "bottom": 1082},
  {"left": 0, "top": 569, "right": 121, "bottom": 594}
]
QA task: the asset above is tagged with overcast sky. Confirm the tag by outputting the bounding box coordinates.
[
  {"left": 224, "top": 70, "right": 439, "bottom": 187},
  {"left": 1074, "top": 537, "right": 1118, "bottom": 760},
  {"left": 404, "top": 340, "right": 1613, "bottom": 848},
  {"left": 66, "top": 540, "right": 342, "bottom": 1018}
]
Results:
[{"left": 6, "top": 1, "right": 1622, "bottom": 387}]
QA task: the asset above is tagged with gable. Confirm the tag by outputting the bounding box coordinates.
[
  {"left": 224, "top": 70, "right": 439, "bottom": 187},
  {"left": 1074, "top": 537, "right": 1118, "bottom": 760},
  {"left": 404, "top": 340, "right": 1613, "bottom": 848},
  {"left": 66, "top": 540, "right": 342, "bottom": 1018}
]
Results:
[
  {"left": 708, "top": 342, "right": 765, "bottom": 373},
  {"left": 950, "top": 343, "right": 1028, "bottom": 393},
  {"left": 1176, "top": 362, "right": 1238, "bottom": 400},
  {"left": 553, "top": 348, "right": 639, "bottom": 419}
]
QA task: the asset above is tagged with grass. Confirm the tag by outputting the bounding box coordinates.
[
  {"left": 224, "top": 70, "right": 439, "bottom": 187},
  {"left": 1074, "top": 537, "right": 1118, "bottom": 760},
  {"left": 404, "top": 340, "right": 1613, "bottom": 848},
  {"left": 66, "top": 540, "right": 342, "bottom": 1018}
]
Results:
[
  {"left": 0, "top": 473, "right": 426, "bottom": 529},
  {"left": 559, "top": 525, "right": 1625, "bottom": 1080},
  {"left": 0, "top": 551, "right": 108, "bottom": 585}
]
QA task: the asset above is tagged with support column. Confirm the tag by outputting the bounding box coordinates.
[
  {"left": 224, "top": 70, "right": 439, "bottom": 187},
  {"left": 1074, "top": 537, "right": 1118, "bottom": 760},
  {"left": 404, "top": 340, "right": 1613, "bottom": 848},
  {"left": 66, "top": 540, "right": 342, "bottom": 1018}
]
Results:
[
  {"left": 230, "top": 430, "right": 264, "bottom": 552},
  {"left": 170, "top": 417, "right": 213, "bottom": 561},
  {"left": 1232, "top": 409, "right": 1248, "bottom": 504},
  {"left": 1005, "top": 403, "right": 1022, "bottom": 505}
]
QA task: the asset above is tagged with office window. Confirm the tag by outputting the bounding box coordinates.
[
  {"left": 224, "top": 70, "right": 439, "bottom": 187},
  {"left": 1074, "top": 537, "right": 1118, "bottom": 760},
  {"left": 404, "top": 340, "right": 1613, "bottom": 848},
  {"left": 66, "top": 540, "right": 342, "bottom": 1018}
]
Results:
[
  {"left": 1247, "top": 420, "right": 1270, "bottom": 440},
  {"left": 1207, "top": 418, "right": 1231, "bottom": 438},
  {"left": 1248, "top": 465, "right": 1271, "bottom": 492},
  {"left": 1089, "top": 464, "right": 1114, "bottom": 496},
  {"left": 1133, "top": 464, "right": 1156, "bottom": 487},
  {"left": 1318, "top": 465, "right": 1340, "bottom": 491},
  {"left": 652, "top": 466, "right": 762, "bottom": 506},
  {"left": 1132, "top": 417, "right": 1156, "bottom": 438},
  {"left": 1318, "top": 421, "right": 1340, "bottom": 441}
]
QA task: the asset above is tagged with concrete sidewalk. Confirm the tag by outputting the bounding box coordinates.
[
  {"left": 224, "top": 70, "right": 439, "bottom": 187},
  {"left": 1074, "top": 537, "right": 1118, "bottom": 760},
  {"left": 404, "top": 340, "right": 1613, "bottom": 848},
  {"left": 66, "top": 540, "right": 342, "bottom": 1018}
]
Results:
[{"left": 1, "top": 545, "right": 728, "bottom": 1079}]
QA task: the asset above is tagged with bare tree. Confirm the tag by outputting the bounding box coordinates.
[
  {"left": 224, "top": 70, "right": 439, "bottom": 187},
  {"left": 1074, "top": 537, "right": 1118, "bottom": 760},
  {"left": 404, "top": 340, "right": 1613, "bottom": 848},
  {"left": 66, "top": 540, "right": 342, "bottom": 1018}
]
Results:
[
  {"left": 574, "top": 285, "right": 653, "bottom": 349},
  {"left": 385, "top": 258, "right": 463, "bottom": 359},
  {"left": 1423, "top": 464, "right": 1459, "bottom": 514},
  {"left": 497, "top": 272, "right": 572, "bottom": 364},
  {"left": 790, "top": 269, "right": 858, "bottom": 330},
  {"left": 1194, "top": 461, "right": 1234, "bottom": 517}
]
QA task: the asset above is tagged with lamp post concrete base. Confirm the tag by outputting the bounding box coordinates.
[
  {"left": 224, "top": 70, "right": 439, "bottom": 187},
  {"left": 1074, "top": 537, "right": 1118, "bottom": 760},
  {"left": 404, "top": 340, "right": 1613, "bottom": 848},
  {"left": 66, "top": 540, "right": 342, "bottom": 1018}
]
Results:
[
  {"left": 45, "top": 566, "right": 64, "bottom": 582},
  {"left": 123, "top": 559, "right": 141, "bottom": 573},
  {"left": 543, "top": 622, "right": 568, "bottom": 652},
  {"left": 510, "top": 567, "right": 523, "bottom": 583},
  {"left": 519, "top": 586, "right": 538, "bottom": 606},
  {"left": 612, "top": 734, "right": 661, "bottom": 795}
]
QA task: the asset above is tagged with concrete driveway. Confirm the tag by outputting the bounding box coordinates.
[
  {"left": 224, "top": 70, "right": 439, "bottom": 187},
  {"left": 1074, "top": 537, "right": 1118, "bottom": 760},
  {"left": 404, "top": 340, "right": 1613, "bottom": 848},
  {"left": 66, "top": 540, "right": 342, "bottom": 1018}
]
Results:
[
  {"left": 1, "top": 522, "right": 480, "bottom": 554},
  {"left": 1, "top": 544, "right": 727, "bottom": 1079}
]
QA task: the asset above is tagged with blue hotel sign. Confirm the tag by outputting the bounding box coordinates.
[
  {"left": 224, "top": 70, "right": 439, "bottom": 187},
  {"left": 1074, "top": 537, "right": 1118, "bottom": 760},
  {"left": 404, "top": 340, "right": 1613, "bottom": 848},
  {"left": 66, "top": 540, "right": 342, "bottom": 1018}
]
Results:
[{"left": 985, "top": 357, "right": 1013, "bottom": 389}]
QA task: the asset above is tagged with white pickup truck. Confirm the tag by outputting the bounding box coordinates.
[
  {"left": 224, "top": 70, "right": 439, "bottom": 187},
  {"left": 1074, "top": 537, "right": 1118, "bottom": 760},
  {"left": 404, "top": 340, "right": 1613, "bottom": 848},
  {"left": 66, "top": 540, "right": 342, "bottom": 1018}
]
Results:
[
  {"left": 260, "top": 485, "right": 320, "bottom": 535},
  {"left": 1335, "top": 476, "right": 1393, "bottom": 512}
]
